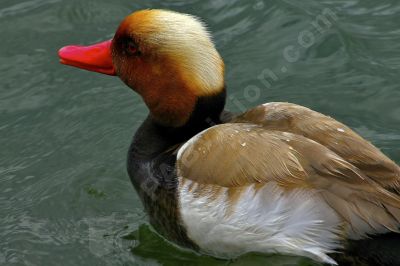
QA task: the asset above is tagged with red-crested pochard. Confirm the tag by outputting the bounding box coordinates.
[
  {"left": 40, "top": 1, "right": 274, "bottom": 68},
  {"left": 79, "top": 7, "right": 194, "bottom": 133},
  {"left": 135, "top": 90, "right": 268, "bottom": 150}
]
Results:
[{"left": 58, "top": 9, "right": 400, "bottom": 265}]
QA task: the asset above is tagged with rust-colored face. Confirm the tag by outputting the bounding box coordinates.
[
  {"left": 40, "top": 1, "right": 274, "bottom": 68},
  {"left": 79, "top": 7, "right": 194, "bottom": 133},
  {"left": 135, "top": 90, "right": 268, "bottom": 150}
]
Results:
[
  {"left": 110, "top": 11, "right": 198, "bottom": 127},
  {"left": 58, "top": 9, "right": 224, "bottom": 127}
]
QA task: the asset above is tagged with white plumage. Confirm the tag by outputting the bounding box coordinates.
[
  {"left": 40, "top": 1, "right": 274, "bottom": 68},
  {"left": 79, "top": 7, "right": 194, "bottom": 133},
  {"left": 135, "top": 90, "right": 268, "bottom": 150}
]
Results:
[{"left": 178, "top": 178, "right": 342, "bottom": 264}]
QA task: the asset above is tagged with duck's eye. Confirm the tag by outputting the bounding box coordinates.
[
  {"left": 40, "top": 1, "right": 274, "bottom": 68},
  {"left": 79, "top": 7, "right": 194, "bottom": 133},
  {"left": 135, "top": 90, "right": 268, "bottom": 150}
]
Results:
[{"left": 126, "top": 40, "right": 140, "bottom": 56}]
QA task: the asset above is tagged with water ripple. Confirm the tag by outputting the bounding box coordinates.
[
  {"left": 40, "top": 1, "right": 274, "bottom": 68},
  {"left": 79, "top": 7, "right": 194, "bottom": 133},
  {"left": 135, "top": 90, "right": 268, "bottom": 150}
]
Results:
[{"left": 1, "top": 1, "right": 400, "bottom": 266}]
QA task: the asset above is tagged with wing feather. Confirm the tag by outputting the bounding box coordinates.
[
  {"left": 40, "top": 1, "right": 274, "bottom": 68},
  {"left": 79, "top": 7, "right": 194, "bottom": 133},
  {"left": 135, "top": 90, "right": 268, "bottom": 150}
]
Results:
[
  {"left": 233, "top": 102, "right": 400, "bottom": 189},
  {"left": 176, "top": 122, "right": 400, "bottom": 238}
]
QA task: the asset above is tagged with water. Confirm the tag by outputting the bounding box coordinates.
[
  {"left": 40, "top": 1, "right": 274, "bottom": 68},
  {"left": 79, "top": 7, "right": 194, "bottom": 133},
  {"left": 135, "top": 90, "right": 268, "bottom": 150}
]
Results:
[{"left": 1, "top": 0, "right": 400, "bottom": 265}]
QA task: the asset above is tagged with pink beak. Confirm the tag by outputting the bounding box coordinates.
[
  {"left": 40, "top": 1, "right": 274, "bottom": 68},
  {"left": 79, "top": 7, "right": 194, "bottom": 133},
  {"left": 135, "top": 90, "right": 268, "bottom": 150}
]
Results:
[{"left": 58, "top": 39, "right": 116, "bottom": 76}]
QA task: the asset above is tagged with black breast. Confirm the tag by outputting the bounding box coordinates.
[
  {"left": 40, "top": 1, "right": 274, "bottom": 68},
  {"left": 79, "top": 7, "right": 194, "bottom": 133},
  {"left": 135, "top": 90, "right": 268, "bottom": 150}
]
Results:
[
  {"left": 126, "top": 89, "right": 228, "bottom": 249},
  {"left": 127, "top": 122, "right": 198, "bottom": 249}
]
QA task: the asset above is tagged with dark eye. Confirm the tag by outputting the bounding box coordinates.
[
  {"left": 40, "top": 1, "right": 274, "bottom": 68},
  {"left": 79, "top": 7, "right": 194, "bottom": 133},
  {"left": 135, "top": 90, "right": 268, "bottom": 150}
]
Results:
[{"left": 126, "top": 40, "right": 141, "bottom": 56}]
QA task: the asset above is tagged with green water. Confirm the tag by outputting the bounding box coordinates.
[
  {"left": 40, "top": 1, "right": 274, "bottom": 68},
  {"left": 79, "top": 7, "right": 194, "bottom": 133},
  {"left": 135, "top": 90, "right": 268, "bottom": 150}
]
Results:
[{"left": 1, "top": 0, "right": 400, "bottom": 265}]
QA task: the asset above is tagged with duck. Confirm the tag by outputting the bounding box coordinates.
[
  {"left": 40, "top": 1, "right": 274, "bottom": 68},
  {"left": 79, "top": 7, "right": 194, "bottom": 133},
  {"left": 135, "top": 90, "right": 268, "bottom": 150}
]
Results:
[{"left": 58, "top": 9, "right": 400, "bottom": 265}]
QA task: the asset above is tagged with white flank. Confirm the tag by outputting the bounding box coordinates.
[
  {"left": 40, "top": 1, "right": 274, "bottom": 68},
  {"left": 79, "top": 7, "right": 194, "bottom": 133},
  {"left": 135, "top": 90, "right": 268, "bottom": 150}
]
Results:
[{"left": 178, "top": 179, "right": 342, "bottom": 265}]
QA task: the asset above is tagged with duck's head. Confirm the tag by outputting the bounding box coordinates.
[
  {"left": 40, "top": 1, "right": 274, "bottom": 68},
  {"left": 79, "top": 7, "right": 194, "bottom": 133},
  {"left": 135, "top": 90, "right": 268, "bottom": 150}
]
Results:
[{"left": 59, "top": 9, "right": 225, "bottom": 127}]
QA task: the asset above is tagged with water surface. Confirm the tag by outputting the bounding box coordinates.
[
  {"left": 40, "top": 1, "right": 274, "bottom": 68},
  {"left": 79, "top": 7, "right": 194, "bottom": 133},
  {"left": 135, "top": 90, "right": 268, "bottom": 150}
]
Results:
[{"left": 1, "top": 0, "right": 400, "bottom": 265}]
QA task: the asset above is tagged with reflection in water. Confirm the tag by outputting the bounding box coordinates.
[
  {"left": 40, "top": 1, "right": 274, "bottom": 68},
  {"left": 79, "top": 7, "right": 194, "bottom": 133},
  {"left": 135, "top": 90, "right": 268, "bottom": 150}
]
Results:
[{"left": 126, "top": 224, "right": 318, "bottom": 266}]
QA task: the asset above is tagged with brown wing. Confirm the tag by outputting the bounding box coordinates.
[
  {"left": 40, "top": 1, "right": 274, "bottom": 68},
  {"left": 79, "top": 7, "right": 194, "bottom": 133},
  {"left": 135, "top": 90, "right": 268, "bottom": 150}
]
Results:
[
  {"left": 233, "top": 102, "right": 400, "bottom": 190},
  {"left": 176, "top": 123, "right": 400, "bottom": 236}
]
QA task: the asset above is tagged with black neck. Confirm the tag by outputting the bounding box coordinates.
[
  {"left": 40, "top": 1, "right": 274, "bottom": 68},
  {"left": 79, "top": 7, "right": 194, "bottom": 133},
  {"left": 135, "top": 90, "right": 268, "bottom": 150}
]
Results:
[
  {"left": 126, "top": 88, "right": 227, "bottom": 249},
  {"left": 130, "top": 87, "right": 227, "bottom": 159}
]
